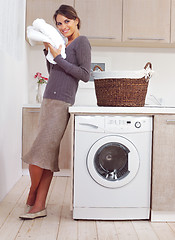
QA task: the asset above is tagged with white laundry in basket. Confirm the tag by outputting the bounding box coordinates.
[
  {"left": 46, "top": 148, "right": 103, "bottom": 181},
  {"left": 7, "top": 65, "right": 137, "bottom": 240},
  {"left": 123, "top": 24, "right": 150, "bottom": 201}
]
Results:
[{"left": 93, "top": 68, "right": 154, "bottom": 80}]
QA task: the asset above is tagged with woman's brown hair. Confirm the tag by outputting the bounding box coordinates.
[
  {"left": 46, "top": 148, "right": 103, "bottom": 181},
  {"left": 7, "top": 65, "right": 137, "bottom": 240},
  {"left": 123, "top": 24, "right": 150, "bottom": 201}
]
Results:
[{"left": 53, "top": 5, "right": 81, "bottom": 29}]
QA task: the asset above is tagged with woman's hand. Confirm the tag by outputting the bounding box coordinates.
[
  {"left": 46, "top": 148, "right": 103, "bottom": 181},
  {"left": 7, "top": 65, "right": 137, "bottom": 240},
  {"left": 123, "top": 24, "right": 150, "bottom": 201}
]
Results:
[
  {"left": 43, "top": 42, "right": 49, "bottom": 50},
  {"left": 47, "top": 43, "right": 62, "bottom": 59}
]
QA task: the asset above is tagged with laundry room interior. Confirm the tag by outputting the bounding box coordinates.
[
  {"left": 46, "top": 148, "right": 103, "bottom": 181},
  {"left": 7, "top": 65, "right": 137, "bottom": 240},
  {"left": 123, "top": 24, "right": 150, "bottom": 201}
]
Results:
[{"left": 2, "top": 0, "right": 175, "bottom": 239}]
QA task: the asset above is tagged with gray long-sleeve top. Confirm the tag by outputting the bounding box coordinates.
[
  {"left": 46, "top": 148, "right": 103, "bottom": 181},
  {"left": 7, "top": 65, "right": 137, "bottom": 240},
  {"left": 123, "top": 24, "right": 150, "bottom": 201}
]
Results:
[{"left": 43, "top": 36, "right": 91, "bottom": 105}]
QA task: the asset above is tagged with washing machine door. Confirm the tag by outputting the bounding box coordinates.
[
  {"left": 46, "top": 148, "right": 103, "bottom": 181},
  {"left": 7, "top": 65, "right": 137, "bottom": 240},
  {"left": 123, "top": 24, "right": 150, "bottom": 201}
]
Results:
[{"left": 87, "top": 135, "right": 140, "bottom": 188}]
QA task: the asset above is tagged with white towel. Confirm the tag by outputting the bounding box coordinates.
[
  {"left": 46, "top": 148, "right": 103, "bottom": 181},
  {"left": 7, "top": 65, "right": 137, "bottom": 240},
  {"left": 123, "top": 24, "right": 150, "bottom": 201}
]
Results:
[{"left": 27, "top": 18, "right": 67, "bottom": 64}]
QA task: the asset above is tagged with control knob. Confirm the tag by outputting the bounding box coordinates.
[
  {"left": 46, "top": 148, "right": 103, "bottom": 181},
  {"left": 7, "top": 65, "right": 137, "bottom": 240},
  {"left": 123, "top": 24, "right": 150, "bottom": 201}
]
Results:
[{"left": 135, "top": 121, "right": 141, "bottom": 128}]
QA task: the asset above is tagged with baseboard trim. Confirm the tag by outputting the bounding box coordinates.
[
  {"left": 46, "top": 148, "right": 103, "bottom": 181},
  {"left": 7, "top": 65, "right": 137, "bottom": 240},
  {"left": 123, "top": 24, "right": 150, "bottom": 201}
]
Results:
[
  {"left": 22, "top": 168, "right": 71, "bottom": 177},
  {"left": 151, "top": 210, "right": 175, "bottom": 222}
]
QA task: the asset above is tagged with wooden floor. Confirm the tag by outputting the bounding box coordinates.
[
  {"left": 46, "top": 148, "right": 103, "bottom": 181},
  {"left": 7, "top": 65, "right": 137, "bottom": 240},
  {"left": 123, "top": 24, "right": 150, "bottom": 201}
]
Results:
[{"left": 1, "top": 176, "right": 175, "bottom": 240}]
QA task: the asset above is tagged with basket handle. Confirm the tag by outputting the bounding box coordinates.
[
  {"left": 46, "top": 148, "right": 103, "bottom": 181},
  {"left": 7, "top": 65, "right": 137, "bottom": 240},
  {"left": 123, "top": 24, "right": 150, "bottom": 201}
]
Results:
[
  {"left": 94, "top": 63, "right": 152, "bottom": 71},
  {"left": 144, "top": 62, "right": 152, "bottom": 70},
  {"left": 93, "top": 65, "right": 104, "bottom": 71},
  {"left": 144, "top": 62, "right": 153, "bottom": 81}
]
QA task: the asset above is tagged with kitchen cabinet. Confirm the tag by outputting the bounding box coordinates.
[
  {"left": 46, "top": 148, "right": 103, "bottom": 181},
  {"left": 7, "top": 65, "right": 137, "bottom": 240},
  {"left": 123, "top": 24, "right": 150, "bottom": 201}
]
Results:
[
  {"left": 123, "top": 0, "right": 171, "bottom": 44},
  {"left": 22, "top": 107, "right": 71, "bottom": 170},
  {"left": 26, "top": 0, "right": 74, "bottom": 31},
  {"left": 26, "top": 0, "right": 174, "bottom": 47},
  {"left": 152, "top": 115, "right": 175, "bottom": 214},
  {"left": 74, "top": 0, "right": 122, "bottom": 42},
  {"left": 171, "top": 0, "right": 175, "bottom": 43}
]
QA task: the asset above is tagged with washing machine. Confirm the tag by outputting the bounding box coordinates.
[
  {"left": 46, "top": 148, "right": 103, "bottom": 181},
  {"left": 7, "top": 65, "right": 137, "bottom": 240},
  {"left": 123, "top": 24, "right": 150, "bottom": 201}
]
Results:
[{"left": 73, "top": 115, "right": 152, "bottom": 220}]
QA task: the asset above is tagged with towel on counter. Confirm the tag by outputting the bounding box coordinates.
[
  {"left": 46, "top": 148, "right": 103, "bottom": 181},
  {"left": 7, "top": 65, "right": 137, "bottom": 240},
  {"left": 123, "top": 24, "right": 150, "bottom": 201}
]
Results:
[{"left": 27, "top": 18, "right": 67, "bottom": 64}]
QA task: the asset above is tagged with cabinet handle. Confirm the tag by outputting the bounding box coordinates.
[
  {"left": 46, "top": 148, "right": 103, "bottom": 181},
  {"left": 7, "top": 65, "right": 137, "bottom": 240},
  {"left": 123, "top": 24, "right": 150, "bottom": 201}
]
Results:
[
  {"left": 128, "top": 37, "right": 165, "bottom": 41},
  {"left": 166, "top": 120, "right": 175, "bottom": 124},
  {"left": 28, "top": 111, "right": 40, "bottom": 113}
]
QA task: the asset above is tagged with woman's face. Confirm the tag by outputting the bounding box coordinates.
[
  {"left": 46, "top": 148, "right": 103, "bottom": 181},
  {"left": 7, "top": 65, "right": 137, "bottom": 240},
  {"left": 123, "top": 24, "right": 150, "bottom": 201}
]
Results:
[{"left": 56, "top": 14, "right": 79, "bottom": 40}]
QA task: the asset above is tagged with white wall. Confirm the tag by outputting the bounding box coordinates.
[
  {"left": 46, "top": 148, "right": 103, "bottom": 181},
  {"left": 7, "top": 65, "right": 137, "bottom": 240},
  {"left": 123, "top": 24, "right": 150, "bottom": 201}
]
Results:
[
  {"left": 27, "top": 45, "right": 49, "bottom": 104},
  {"left": 28, "top": 45, "right": 175, "bottom": 106},
  {"left": 0, "top": 0, "right": 28, "bottom": 201}
]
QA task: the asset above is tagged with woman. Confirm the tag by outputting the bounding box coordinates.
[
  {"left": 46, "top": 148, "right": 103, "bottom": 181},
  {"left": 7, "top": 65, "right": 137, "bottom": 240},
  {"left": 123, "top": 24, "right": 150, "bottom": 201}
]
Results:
[{"left": 20, "top": 4, "right": 91, "bottom": 220}]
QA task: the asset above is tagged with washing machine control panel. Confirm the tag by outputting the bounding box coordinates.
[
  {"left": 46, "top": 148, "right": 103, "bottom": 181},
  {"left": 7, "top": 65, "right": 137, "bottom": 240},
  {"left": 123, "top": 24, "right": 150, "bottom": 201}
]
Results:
[
  {"left": 105, "top": 116, "right": 152, "bottom": 133},
  {"left": 75, "top": 116, "right": 152, "bottom": 133}
]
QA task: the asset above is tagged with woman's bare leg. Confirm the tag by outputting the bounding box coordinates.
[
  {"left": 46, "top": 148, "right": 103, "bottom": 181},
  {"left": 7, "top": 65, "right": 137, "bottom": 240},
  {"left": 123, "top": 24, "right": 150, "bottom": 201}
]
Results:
[
  {"left": 28, "top": 169, "right": 53, "bottom": 213},
  {"left": 26, "top": 164, "right": 44, "bottom": 206}
]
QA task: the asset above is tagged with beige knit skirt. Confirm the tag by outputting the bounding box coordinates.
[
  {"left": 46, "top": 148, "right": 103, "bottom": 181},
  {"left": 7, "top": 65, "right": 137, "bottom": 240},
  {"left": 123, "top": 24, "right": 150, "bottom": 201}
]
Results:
[{"left": 22, "top": 99, "right": 70, "bottom": 172}]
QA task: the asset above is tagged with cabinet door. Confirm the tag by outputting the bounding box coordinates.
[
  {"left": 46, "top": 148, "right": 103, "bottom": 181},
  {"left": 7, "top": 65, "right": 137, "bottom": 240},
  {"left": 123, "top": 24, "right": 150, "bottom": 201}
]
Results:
[
  {"left": 123, "top": 0, "right": 171, "bottom": 43},
  {"left": 75, "top": 0, "right": 122, "bottom": 41},
  {"left": 26, "top": 0, "right": 74, "bottom": 26},
  {"left": 22, "top": 108, "right": 71, "bottom": 170},
  {"left": 152, "top": 115, "right": 175, "bottom": 211},
  {"left": 171, "top": 0, "right": 175, "bottom": 43},
  {"left": 26, "top": 0, "right": 74, "bottom": 41}
]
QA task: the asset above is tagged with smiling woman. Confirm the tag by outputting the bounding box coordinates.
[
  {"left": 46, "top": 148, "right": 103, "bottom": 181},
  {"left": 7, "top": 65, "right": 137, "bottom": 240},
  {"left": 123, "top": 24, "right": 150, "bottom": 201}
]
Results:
[
  {"left": 53, "top": 5, "right": 81, "bottom": 45},
  {"left": 20, "top": 4, "right": 91, "bottom": 220}
]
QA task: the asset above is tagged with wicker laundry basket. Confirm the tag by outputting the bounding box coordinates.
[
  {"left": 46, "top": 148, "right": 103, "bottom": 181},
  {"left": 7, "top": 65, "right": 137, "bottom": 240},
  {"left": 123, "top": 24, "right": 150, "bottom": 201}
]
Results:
[{"left": 93, "top": 62, "right": 153, "bottom": 107}]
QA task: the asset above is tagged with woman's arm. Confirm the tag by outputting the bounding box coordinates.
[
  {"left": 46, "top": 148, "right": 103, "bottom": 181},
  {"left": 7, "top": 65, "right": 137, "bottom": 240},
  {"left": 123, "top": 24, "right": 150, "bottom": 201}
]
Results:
[
  {"left": 43, "top": 42, "right": 56, "bottom": 74},
  {"left": 48, "top": 37, "right": 91, "bottom": 82},
  {"left": 43, "top": 49, "right": 52, "bottom": 74}
]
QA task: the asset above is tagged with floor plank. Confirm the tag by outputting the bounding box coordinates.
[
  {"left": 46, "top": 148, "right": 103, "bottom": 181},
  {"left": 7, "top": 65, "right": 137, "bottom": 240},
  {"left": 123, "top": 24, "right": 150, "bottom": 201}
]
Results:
[
  {"left": 132, "top": 221, "right": 159, "bottom": 240},
  {"left": 0, "top": 176, "right": 29, "bottom": 229},
  {"left": 168, "top": 222, "right": 175, "bottom": 233},
  {"left": 151, "top": 222, "right": 175, "bottom": 240},
  {"left": 114, "top": 221, "right": 139, "bottom": 240},
  {"left": 77, "top": 220, "right": 98, "bottom": 240},
  {"left": 56, "top": 178, "right": 78, "bottom": 240},
  {"left": 96, "top": 221, "right": 119, "bottom": 240},
  {"left": 0, "top": 183, "right": 30, "bottom": 240}
]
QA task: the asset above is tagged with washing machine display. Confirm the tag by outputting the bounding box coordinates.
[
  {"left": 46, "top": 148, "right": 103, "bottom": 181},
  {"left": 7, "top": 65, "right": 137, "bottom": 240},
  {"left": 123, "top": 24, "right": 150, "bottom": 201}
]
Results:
[
  {"left": 87, "top": 135, "right": 140, "bottom": 188},
  {"left": 73, "top": 115, "right": 153, "bottom": 220}
]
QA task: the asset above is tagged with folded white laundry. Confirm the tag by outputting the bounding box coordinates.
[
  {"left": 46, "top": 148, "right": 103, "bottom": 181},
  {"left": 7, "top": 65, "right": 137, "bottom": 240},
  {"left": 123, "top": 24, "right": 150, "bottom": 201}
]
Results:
[
  {"left": 93, "top": 69, "right": 154, "bottom": 80},
  {"left": 27, "top": 18, "right": 67, "bottom": 64}
]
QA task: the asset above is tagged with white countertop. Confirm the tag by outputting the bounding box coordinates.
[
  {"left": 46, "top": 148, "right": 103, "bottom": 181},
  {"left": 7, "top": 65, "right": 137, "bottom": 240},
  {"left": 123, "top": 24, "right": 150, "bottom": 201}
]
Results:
[
  {"left": 69, "top": 105, "right": 175, "bottom": 115},
  {"left": 23, "top": 104, "right": 175, "bottom": 115}
]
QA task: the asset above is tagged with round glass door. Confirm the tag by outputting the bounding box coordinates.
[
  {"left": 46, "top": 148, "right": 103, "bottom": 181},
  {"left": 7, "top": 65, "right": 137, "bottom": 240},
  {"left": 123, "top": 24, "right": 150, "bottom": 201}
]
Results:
[
  {"left": 87, "top": 136, "right": 140, "bottom": 188},
  {"left": 94, "top": 142, "right": 130, "bottom": 181}
]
